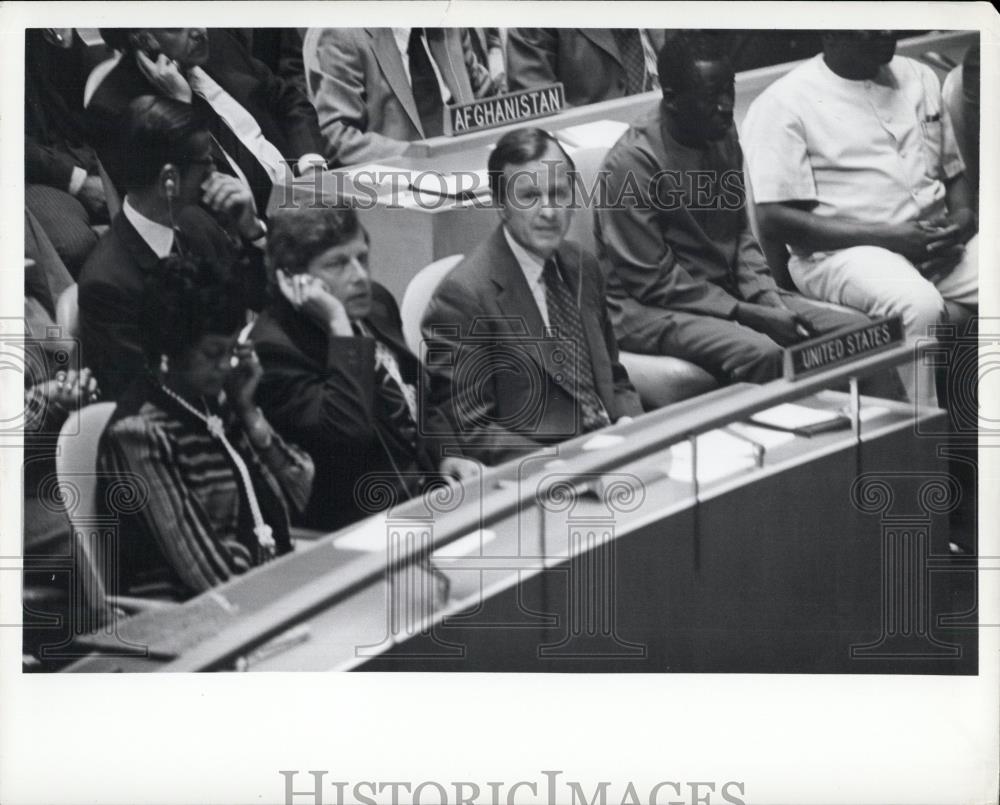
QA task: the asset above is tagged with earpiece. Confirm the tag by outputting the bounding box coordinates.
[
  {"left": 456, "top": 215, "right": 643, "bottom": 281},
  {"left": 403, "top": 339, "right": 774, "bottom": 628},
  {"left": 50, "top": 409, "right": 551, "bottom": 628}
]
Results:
[{"left": 164, "top": 177, "right": 177, "bottom": 198}]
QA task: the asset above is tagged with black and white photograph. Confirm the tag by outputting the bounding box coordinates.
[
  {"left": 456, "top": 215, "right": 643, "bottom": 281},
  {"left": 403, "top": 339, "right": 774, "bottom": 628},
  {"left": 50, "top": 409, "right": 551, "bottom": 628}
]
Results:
[{"left": 1, "top": 2, "right": 997, "bottom": 804}]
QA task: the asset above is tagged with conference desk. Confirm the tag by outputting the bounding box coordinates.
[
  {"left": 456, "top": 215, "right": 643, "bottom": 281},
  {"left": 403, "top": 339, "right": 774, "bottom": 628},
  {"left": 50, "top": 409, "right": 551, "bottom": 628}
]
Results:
[
  {"left": 272, "top": 31, "right": 978, "bottom": 301},
  {"left": 65, "top": 343, "right": 977, "bottom": 674}
]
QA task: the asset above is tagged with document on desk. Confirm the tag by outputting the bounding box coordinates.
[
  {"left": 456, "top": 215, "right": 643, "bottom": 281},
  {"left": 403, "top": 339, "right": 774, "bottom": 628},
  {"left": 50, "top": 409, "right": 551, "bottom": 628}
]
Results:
[
  {"left": 556, "top": 119, "right": 631, "bottom": 149},
  {"left": 749, "top": 402, "right": 851, "bottom": 435},
  {"left": 668, "top": 429, "right": 760, "bottom": 484},
  {"left": 409, "top": 168, "right": 490, "bottom": 199}
]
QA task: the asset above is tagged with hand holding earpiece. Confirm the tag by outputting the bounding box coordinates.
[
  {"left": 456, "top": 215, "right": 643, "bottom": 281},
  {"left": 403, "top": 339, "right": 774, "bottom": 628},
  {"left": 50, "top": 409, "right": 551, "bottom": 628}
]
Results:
[
  {"left": 136, "top": 50, "right": 193, "bottom": 104},
  {"left": 276, "top": 270, "right": 352, "bottom": 336}
]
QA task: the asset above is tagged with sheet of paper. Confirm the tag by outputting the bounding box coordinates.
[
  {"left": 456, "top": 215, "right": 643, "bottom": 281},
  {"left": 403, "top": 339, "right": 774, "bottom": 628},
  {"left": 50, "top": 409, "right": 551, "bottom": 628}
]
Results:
[
  {"left": 409, "top": 168, "right": 489, "bottom": 198},
  {"left": 556, "top": 119, "right": 631, "bottom": 149},
  {"left": 750, "top": 402, "right": 845, "bottom": 430},
  {"left": 333, "top": 513, "right": 392, "bottom": 552},
  {"left": 342, "top": 163, "right": 406, "bottom": 189},
  {"left": 727, "top": 421, "right": 797, "bottom": 449},
  {"left": 668, "top": 429, "right": 759, "bottom": 484},
  {"left": 581, "top": 433, "right": 626, "bottom": 451}
]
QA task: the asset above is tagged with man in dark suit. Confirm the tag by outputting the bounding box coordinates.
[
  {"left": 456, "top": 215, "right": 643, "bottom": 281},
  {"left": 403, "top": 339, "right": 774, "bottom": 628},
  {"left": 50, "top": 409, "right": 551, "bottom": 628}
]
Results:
[
  {"left": 25, "top": 28, "right": 110, "bottom": 276},
  {"left": 421, "top": 127, "right": 642, "bottom": 467},
  {"left": 507, "top": 29, "right": 666, "bottom": 107},
  {"left": 78, "top": 96, "right": 268, "bottom": 399},
  {"left": 252, "top": 206, "right": 480, "bottom": 531},
  {"left": 303, "top": 27, "right": 496, "bottom": 166},
  {"left": 88, "top": 28, "right": 326, "bottom": 214}
]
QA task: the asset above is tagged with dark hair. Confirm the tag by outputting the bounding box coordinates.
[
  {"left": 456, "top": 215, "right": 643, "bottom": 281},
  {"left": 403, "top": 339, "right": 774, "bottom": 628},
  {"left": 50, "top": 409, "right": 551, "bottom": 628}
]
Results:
[
  {"left": 140, "top": 254, "right": 247, "bottom": 367},
  {"left": 266, "top": 206, "right": 367, "bottom": 275},
  {"left": 121, "top": 95, "right": 209, "bottom": 191},
  {"left": 657, "top": 30, "right": 729, "bottom": 94},
  {"left": 99, "top": 28, "right": 139, "bottom": 53},
  {"left": 487, "top": 127, "right": 575, "bottom": 204}
]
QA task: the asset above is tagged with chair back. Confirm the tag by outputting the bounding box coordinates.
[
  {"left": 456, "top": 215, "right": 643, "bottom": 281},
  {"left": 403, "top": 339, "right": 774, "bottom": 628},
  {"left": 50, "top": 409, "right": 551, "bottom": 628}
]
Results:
[
  {"left": 55, "top": 402, "right": 116, "bottom": 615},
  {"left": 399, "top": 254, "right": 465, "bottom": 354}
]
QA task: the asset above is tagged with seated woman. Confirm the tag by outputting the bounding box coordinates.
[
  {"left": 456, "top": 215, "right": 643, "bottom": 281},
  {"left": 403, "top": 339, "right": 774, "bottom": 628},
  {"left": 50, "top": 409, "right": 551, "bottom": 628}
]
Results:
[{"left": 97, "top": 254, "right": 314, "bottom": 600}]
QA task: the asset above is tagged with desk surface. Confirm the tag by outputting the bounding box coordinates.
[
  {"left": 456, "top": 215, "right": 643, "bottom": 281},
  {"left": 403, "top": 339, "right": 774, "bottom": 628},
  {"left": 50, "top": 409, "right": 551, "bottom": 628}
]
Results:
[{"left": 65, "top": 386, "right": 973, "bottom": 674}]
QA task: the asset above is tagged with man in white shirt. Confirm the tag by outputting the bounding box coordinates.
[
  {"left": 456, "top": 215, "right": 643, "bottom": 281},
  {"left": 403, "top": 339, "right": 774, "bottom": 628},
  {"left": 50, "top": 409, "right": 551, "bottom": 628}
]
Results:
[
  {"left": 743, "top": 30, "right": 977, "bottom": 406},
  {"left": 89, "top": 28, "right": 326, "bottom": 215},
  {"left": 420, "top": 127, "right": 641, "bottom": 465},
  {"left": 303, "top": 28, "right": 495, "bottom": 166},
  {"left": 79, "top": 96, "right": 269, "bottom": 398}
]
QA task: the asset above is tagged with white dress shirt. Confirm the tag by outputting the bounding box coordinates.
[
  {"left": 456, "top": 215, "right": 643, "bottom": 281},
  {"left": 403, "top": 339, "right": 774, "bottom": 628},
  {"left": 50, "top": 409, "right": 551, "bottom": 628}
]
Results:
[
  {"left": 391, "top": 28, "right": 453, "bottom": 104},
  {"left": 122, "top": 197, "right": 175, "bottom": 258},
  {"left": 503, "top": 226, "right": 551, "bottom": 327}
]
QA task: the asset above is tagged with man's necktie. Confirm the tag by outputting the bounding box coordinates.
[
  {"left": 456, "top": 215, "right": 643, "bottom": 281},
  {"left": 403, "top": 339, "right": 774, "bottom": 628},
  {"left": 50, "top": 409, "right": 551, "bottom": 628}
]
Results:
[
  {"left": 408, "top": 28, "right": 445, "bottom": 138},
  {"left": 612, "top": 29, "right": 648, "bottom": 95},
  {"left": 542, "top": 257, "right": 611, "bottom": 433}
]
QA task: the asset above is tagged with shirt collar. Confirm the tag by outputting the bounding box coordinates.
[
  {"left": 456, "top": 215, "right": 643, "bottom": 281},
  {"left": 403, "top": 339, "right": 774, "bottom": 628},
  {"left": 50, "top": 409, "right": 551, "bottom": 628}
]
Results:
[
  {"left": 502, "top": 226, "right": 548, "bottom": 287},
  {"left": 122, "top": 197, "right": 175, "bottom": 259}
]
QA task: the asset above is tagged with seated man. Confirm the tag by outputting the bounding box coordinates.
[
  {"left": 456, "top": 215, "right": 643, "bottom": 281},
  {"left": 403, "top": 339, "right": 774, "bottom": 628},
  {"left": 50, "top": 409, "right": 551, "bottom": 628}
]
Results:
[
  {"left": 303, "top": 27, "right": 498, "bottom": 166},
  {"left": 251, "top": 206, "right": 480, "bottom": 531},
  {"left": 78, "top": 95, "right": 268, "bottom": 399},
  {"left": 743, "top": 30, "right": 977, "bottom": 405},
  {"left": 596, "top": 32, "right": 880, "bottom": 387},
  {"left": 506, "top": 29, "right": 665, "bottom": 107},
  {"left": 89, "top": 28, "right": 326, "bottom": 214},
  {"left": 25, "top": 28, "right": 109, "bottom": 277},
  {"left": 422, "top": 127, "right": 642, "bottom": 467}
]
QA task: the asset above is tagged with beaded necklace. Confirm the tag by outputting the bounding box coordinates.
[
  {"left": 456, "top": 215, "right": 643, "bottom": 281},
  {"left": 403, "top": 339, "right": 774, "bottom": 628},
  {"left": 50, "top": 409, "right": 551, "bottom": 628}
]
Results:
[{"left": 159, "top": 383, "right": 276, "bottom": 558}]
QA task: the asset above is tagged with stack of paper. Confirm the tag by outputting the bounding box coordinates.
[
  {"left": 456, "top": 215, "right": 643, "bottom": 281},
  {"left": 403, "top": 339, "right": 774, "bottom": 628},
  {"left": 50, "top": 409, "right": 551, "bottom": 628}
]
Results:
[{"left": 668, "top": 429, "right": 760, "bottom": 484}]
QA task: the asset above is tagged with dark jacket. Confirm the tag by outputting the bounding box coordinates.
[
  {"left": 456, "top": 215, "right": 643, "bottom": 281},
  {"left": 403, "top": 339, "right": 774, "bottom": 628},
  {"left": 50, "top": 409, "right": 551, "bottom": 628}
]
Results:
[
  {"left": 87, "top": 28, "right": 323, "bottom": 212},
  {"left": 506, "top": 28, "right": 665, "bottom": 107},
  {"left": 421, "top": 226, "right": 642, "bottom": 466},
  {"left": 78, "top": 205, "right": 266, "bottom": 399},
  {"left": 252, "top": 283, "right": 450, "bottom": 531}
]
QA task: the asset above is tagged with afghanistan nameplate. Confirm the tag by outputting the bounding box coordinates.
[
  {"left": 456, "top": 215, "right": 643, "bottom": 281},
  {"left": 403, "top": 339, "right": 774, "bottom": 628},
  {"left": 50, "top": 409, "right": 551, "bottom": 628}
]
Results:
[
  {"left": 448, "top": 83, "right": 566, "bottom": 136},
  {"left": 783, "top": 315, "right": 904, "bottom": 380}
]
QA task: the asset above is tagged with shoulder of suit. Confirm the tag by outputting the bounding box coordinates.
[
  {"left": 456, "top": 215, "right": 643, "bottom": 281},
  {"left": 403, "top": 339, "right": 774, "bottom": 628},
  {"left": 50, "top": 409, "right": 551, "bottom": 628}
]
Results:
[{"left": 78, "top": 224, "right": 135, "bottom": 286}]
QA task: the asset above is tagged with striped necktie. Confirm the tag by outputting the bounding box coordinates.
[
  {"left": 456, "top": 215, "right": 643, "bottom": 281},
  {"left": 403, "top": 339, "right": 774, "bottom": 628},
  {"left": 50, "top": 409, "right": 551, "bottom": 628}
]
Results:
[
  {"left": 612, "top": 29, "right": 648, "bottom": 95},
  {"left": 542, "top": 257, "right": 611, "bottom": 433}
]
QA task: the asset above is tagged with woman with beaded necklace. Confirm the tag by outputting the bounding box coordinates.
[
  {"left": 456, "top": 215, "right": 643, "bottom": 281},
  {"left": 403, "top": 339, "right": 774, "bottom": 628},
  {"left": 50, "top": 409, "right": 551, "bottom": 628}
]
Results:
[{"left": 96, "top": 255, "right": 314, "bottom": 600}]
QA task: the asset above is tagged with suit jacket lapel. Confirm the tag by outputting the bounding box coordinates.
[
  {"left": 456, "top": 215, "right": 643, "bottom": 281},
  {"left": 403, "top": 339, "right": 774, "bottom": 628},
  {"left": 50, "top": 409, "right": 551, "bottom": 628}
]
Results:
[
  {"left": 428, "top": 29, "right": 474, "bottom": 105},
  {"left": 491, "top": 229, "right": 579, "bottom": 398},
  {"left": 491, "top": 229, "right": 546, "bottom": 341},
  {"left": 577, "top": 28, "right": 622, "bottom": 66},
  {"left": 368, "top": 28, "right": 424, "bottom": 137}
]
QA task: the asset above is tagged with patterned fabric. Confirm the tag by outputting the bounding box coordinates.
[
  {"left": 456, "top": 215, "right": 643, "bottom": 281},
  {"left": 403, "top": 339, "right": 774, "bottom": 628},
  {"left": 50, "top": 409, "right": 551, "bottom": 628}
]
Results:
[
  {"left": 542, "top": 257, "right": 611, "bottom": 432},
  {"left": 98, "top": 383, "right": 313, "bottom": 598},
  {"left": 612, "top": 29, "right": 647, "bottom": 95}
]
